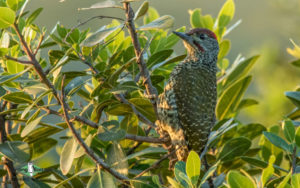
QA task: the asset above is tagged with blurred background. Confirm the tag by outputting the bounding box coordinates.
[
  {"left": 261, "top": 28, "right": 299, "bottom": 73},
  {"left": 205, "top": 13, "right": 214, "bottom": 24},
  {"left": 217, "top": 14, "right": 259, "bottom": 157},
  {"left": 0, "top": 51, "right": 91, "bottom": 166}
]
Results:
[{"left": 26, "top": 0, "right": 300, "bottom": 127}]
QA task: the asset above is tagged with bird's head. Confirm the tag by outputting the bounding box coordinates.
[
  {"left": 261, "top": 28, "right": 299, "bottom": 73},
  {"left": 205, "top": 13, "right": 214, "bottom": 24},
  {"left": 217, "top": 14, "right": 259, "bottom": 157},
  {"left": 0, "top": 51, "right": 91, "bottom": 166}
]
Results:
[{"left": 173, "top": 28, "right": 219, "bottom": 64}]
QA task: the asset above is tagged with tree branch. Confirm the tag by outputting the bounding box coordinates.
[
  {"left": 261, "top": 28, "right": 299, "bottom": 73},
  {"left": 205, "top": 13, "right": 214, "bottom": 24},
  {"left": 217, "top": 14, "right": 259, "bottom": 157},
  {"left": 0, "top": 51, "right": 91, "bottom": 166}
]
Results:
[
  {"left": 59, "top": 76, "right": 129, "bottom": 182},
  {"left": 123, "top": 2, "right": 158, "bottom": 115},
  {"left": 292, "top": 144, "right": 297, "bottom": 174},
  {"left": 125, "top": 133, "right": 165, "bottom": 144},
  {"left": 4, "top": 56, "right": 33, "bottom": 65},
  {"left": 34, "top": 34, "right": 44, "bottom": 55}
]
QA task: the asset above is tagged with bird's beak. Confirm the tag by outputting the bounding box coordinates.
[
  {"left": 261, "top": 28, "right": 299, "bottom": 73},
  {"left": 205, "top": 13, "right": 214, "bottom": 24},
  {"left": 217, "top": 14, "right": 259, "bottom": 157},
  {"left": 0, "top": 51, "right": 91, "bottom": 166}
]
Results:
[{"left": 172, "top": 31, "right": 193, "bottom": 45}]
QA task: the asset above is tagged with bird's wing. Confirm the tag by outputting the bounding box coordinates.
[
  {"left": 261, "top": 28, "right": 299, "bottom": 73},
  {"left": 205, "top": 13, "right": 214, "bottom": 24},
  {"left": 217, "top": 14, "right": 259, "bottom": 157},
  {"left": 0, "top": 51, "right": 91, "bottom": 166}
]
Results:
[{"left": 173, "top": 67, "right": 216, "bottom": 153}]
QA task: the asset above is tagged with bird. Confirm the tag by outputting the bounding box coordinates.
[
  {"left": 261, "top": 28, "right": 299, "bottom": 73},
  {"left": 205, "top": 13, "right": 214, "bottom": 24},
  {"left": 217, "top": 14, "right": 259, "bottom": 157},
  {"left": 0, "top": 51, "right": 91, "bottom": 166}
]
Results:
[{"left": 156, "top": 28, "right": 219, "bottom": 167}]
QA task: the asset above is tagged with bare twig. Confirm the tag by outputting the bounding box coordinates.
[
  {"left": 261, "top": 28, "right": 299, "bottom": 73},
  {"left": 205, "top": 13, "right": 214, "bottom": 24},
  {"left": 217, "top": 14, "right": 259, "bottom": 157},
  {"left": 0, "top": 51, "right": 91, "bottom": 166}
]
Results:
[
  {"left": 125, "top": 134, "right": 165, "bottom": 144},
  {"left": 123, "top": 2, "right": 158, "bottom": 115},
  {"left": 0, "top": 115, "right": 19, "bottom": 188},
  {"left": 127, "top": 126, "right": 152, "bottom": 155},
  {"left": 34, "top": 34, "right": 44, "bottom": 55},
  {"left": 135, "top": 149, "right": 176, "bottom": 178},
  {"left": 4, "top": 56, "right": 33, "bottom": 65},
  {"left": 59, "top": 75, "right": 129, "bottom": 182},
  {"left": 292, "top": 145, "right": 297, "bottom": 174}
]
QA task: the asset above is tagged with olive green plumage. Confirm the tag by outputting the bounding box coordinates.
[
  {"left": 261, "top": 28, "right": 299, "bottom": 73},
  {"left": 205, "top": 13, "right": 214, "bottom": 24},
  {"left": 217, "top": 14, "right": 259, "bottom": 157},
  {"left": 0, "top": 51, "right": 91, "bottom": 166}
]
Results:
[{"left": 157, "top": 28, "right": 219, "bottom": 166}]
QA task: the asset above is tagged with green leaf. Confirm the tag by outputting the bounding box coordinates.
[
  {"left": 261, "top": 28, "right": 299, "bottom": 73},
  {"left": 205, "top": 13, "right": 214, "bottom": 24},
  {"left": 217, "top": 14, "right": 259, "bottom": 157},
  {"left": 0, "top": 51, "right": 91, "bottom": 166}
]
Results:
[
  {"left": 240, "top": 156, "right": 288, "bottom": 173},
  {"left": 287, "top": 39, "right": 300, "bottom": 59},
  {"left": 292, "top": 173, "right": 300, "bottom": 188},
  {"left": 139, "top": 15, "right": 174, "bottom": 30},
  {"left": 147, "top": 49, "right": 173, "bottom": 68},
  {"left": 2, "top": 91, "right": 33, "bottom": 104},
  {"left": 134, "top": 1, "right": 149, "bottom": 20},
  {"left": 79, "top": 0, "right": 123, "bottom": 10},
  {"left": 263, "top": 131, "right": 292, "bottom": 152},
  {"left": 218, "top": 137, "right": 251, "bottom": 162},
  {"left": 236, "top": 98, "right": 259, "bottom": 111},
  {"left": 189, "top": 8, "right": 214, "bottom": 30},
  {"left": 60, "top": 138, "right": 78, "bottom": 175},
  {"left": 21, "top": 114, "right": 46, "bottom": 137},
  {"left": 74, "top": 134, "right": 93, "bottom": 158},
  {"left": 82, "top": 25, "right": 122, "bottom": 47},
  {"left": 167, "top": 176, "right": 184, "bottom": 188},
  {"left": 262, "top": 155, "right": 275, "bottom": 186},
  {"left": 143, "top": 7, "right": 159, "bottom": 24},
  {"left": 283, "top": 119, "right": 296, "bottom": 143},
  {"left": 277, "top": 172, "right": 291, "bottom": 188},
  {"left": 164, "top": 26, "right": 186, "bottom": 49},
  {"left": 295, "top": 127, "right": 300, "bottom": 147},
  {"left": 24, "top": 126, "right": 64, "bottom": 144},
  {"left": 186, "top": 150, "right": 200, "bottom": 186},
  {"left": 0, "top": 141, "right": 30, "bottom": 163},
  {"left": 285, "top": 91, "right": 300, "bottom": 108},
  {"left": 23, "top": 83, "right": 48, "bottom": 95},
  {"left": 65, "top": 77, "right": 86, "bottom": 96},
  {"left": 227, "top": 171, "right": 256, "bottom": 188},
  {"left": 174, "top": 161, "right": 188, "bottom": 188},
  {"left": 107, "top": 142, "right": 128, "bottom": 176},
  {"left": 26, "top": 8, "right": 43, "bottom": 25},
  {"left": 237, "top": 123, "right": 266, "bottom": 139},
  {"left": 0, "top": 8, "right": 15, "bottom": 29},
  {"left": 31, "top": 138, "right": 57, "bottom": 159},
  {"left": 124, "top": 147, "right": 166, "bottom": 161},
  {"left": 217, "top": 0, "right": 235, "bottom": 28},
  {"left": 216, "top": 76, "right": 252, "bottom": 119},
  {"left": 0, "top": 67, "right": 30, "bottom": 85},
  {"left": 219, "top": 55, "right": 259, "bottom": 90},
  {"left": 6, "top": 60, "right": 25, "bottom": 74},
  {"left": 200, "top": 162, "right": 219, "bottom": 186},
  {"left": 129, "top": 98, "right": 156, "bottom": 122},
  {"left": 6, "top": 0, "right": 25, "bottom": 11},
  {"left": 98, "top": 120, "right": 126, "bottom": 142},
  {"left": 218, "top": 39, "right": 231, "bottom": 60},
  {"left": 291, "top": 59, "right": 300, "bottom": 68}
]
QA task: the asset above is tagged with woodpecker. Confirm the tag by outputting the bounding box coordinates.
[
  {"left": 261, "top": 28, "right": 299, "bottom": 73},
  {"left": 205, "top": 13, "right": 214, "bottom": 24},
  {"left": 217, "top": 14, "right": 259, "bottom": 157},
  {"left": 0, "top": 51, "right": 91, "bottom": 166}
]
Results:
[{"left": 156, "top": 28, "right": 219, "bottom": 167}]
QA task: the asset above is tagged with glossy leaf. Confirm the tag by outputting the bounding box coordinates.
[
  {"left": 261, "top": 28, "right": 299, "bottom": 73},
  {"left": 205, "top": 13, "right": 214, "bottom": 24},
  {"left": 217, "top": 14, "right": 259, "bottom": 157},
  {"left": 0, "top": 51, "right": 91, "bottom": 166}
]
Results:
[
  {"left": 292, "top": 174, "right": 300, "bottom": 188},
  {"left": 2, "top": 91, "right": 33, "bottom": 104},
  {"left": 6, "top": 60, "right": 25, "bottom": 74},
  {"left": 237, "top": 123, "right": 266, "bottom": 139},
  {"left": 147, "top": 49, "right": 173, "bottom": 68},
  {"left": 227, "top": 171, "right": 256, "bottom": 188},
  {"left": 60, "top": 138, "right": 78, "bottom": 175},
  {"left": 285, "top": 91, "right": 300, "bottom": 108},
  {"left": 0, "top": 67, "right": 30, "bottom": 85},
  {"left": 21, "top": 114, "right": 46, "bottom": 137},
  {"left": 186, "top": 150, "right": 200, "bottom": 185},
  {"left": 200, "top": 162, "right": 219, "bottom": 186},
  {"left": 139, "top": 15, "right": 174, "bottom": 30},
  {"left": 217, "top": 0, "right": 235, "bottom": 28},
  {"left": 262, "top": 155, "right": 275, "bottom": 186},
  {"left": 218, "top": 137, "right": 251, "bottom": 161},
  {"left": 219, "top": 55, "right": 259, "bottom": 90},
  {"left": 6, "top": 0, "right": 25, "bottom": 11},
  {"left": 277, "top": 172, "right": 291, "bottom": 188},
  {"left": 26, "top": 8, "right": 43, "bottom": 25},
  {"left": 79, "top": 0, "right": 122, "bottom": 10},
  {"left": 240, "top": 156, "right": 288, "bottom": 173},
  {"left": 134, "top": 1, "right": 149, "bottom": 20},
  {"left": 174, "top": 161, "right": 188, "bottom": 188},
  {"left": 189, "top": 8, "right": 214, "bottom": 30},
  {"left": 65, "top": 76, "right": 86, "bottom": 96},
  {"left": 107, "top": 142, "right": 128, "bottom": 176},
  {"left": 236, "top": 98, "right": 259, "bottom": 111},
  {"left": 167, "top": 176, "right": 183, "bottom": 188},
  {"left": 31, "top": 138, "right": 57, "bottom": 159},
  {"left": 218, "top": 39, "right": 231, "bottom": 60},
  {"left": 0, "top": 141, "right": 30, "bottom": 163},
  {"left": 217, "top": 76, "right": 252, "bottom": 119},
  {"left": 283, "top": 119, "right": 295, "bottom": 143},
  {"left": 263, "top": 131, "right": 292, "bottom": 153},
  {"left": 98, "top": 120, "right": 126, "bottom": 142},
  {"left": 0, "top": 7, "right": 15, "bottom": 29},
  {"left": 125, "top": 147, "right": 166, "bottom": 161},
  {"left": 82, "top": 25, "right": 122, "bottom": 47}
]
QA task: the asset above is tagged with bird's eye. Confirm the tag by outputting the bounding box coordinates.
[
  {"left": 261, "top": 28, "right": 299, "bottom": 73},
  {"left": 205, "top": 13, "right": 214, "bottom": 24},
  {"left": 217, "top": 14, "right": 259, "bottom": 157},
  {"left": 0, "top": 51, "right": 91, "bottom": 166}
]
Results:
[{"left": 199, "top": 34, "right": 205, "bottom": 40}]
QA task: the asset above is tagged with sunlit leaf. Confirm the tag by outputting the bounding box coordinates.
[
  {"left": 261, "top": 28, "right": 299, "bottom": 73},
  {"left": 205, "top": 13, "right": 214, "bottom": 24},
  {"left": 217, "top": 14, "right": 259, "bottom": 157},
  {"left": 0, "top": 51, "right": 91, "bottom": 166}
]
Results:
[
  {"left": 218, "top": 39, "right": 231, "bottom": 60},
  {"left": 174, "top": 161, "right": 188, "bottom": 187},
  {"left": 134, "top": 1, "right": 149, "bottom": 20},
  {"left": 6, "top": 0, "right": 25, "bottom": 11},
  {"left": 262, "top": 155, "right": 275, "bottom": 186},
  {"left": 186, "top": 151, "right": 200, "bottom": 186},
  {"left": 189, "top": 8, "right": 214, "bottom": 30},
  {"left": 227, "top": 170, "right": 256, "bottom": 188},
  {"left": 0, "top": 141, "right": 30, "bottom": 163},
  {"left": 21, "top": 114, "right": 46, "bottom": 137},
  {"left": 60, "top": 138, "right": 78, "bottom": 175},
  {"left": 217, "top": 0, "right": 235, "bottom": 28},
  {"left": 200, "top": 162, "right": 219, "bottom": 186},
  {"left": 26, "top": 8, "right": 43, "bottom": 25},
  {"left": 263, "top": 131, "right": 292, "bottom": 153},
  {"left": 292, "top": 174, "right": 300, "bottom": 188},
  {"left": 287, "top": 39, "right": 300, "bottom": 59},
  {"left": 139, "top": 15, "right": 174, "bottom": 30},
  {"left": 2, "top": 91, "right": 33, "bottom": 104},
  {"left": 31, "top": 138, "right": 57, "bottom": 159},
  {"left": 285, "top": 91, "right": 300, "bottom": 108},
  {"left": 78, "top": 0, "right": 123, "bottom": 10},
  {"left": 218, "top": 137, "right": 251, "bottom": 161},
  {"left": 277, "top": 172, "right": 291, "bottom": 188},
  {"left": 283, "top": 119, "right": 296, "bottom": 143}
]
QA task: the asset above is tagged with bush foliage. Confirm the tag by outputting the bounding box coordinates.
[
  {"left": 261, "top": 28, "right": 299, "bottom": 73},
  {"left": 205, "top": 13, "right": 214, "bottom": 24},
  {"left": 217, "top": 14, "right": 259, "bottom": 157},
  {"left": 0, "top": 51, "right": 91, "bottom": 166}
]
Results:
[{"left": 0, "top": 0, "right": 299, "bottom": 187}]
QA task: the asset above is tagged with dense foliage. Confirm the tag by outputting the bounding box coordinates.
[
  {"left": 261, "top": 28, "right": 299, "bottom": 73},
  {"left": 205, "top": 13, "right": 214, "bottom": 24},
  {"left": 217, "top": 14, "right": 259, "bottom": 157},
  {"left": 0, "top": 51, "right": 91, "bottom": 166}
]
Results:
[{"left": 0, "top": 0, "right": 299, "bottom": 187}]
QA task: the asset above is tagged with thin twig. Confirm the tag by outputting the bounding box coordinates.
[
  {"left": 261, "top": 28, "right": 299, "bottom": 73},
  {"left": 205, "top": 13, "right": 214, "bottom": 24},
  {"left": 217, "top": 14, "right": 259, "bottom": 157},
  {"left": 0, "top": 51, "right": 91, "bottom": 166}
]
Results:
[
  {"left": 125, "top": 134, "right": 165, "bottom": 144},
  {"left": 64, "top": 15, "right": 124, "bottom": 43},
  {"left": 114, "top": 93, "right": 155, "bottom": 128},
  {"left": 34, "top": 34, "right": 44, "bottom": 55},
  {"left": 59, "top": 75, "right": 129, "bottom": 182},
  {"left": 4, "top": 56, "right": 33, "bottom": 65},
  {"left": 123, "top": 2, "right": 158, "bottom": 115},
  {"left": 292, "top": 145, "right": 297, "bottom": 174},
  {"left": 127, "top": 126, "right": 152, "bottom": 155},
  {"left": 135, "top": 149, "right": 177, "bottom": 178}
]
